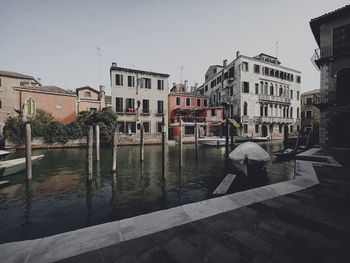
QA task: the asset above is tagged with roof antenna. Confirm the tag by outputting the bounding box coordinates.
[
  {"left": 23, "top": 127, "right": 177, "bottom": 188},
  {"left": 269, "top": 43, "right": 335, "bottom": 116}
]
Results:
[
  {"left": 180, "top": 66, "right": 184, "bottom": 84},
  {"left": 275, "top": 41, "right": 278, "bottom": 59},
  {"left": 95, "top": 46, "right": 101, "bottom": 85}
]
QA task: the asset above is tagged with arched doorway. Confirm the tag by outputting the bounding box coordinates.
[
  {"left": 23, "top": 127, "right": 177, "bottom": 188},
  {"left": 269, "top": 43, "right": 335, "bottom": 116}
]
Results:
[{"left": 261, "top": 125, "right": 267, "bottom": 137}]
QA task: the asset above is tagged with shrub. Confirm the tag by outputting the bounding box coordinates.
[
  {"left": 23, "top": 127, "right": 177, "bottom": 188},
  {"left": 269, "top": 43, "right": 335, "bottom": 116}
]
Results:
[
  {"left": 67, "top": 121, "right": 84, "bottom": 140},
  {"left": 44, "top": 121, "right": 70, "bottom": 144},
  {"left": 4, "top": 117, "right": 25, "bottom": 144}
]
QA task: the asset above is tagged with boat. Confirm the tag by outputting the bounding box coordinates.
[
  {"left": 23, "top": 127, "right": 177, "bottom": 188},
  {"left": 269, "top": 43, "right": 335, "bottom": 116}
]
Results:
[
  {"left": 198, "top": 136, "right": 249, "bottom": 146},
  {"left": 229, "top": 142, "right": 270, "bottom": 176},
  {"left": 0, "top": 150, "right": 10, "bottom": 160},
  {"left": 0, "top": 155, "right": 44, "bottom": 177},
  {"left": 250, "top": 137, "right": 270, "bottom": 142}
]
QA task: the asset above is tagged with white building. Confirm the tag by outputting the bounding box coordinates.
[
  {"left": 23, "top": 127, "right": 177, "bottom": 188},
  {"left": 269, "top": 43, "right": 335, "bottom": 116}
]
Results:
[
  {"left": 110, "top": 63, "right": 169, "bottom": 140},
  {"left": 197, "top": 52, "right": 301, "bottom": 139}
]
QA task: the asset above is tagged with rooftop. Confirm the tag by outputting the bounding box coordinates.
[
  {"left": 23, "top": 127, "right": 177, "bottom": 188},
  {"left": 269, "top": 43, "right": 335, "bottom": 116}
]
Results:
[
  {"left": 0, "top": 70, "right": 37, "bottom": 82},
  {"left": 301, "top": 89, "right": 320, "bottom": 96},
  {"left": 110, "top": 63, "right": 170, "bottom": 78},
  {"left": 14, "top": 86, "right": 76, "bottom": 96}
]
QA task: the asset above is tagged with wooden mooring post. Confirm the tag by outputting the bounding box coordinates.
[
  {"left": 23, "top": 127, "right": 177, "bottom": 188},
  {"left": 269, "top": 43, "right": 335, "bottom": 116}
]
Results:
[
  {"left": 140, "top": 124, "right": 144, "bottom": 162},
  {"left": 179, "top": 118, "right": 183, "bottom": 168},
  {"left": 161, "top": 116, "right": 167, "bottom": 179},
  {"left": 87, "top": 126, "right": 93, "bottom": 180},
  {"left": 112, "top": 129, "right": 118, "bottom": 172},
  {"left": 25, "top": 123, "right": 32, "bottom": 180},
  {"left": 95, "top": 125, "right": 100, "bottom": 161},
  {"left": 230, "top": 123, "right": 234, "bottom": 150},
  {"left": 225, "top": 118, "right": 229, "bottom": 157},
  {"left": 194, "top": 120, "right": 198, "bottom": 160}
]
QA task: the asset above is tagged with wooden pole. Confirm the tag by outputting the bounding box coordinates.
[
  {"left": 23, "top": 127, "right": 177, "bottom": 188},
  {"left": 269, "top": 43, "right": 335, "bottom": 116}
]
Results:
[
  {"left": 95, "top": 125, "right": 100, "bottom": 161},
  {"left": 161, "top": 116, "right": 166, "bottom": 178},
  {"left": 112, "top": 129, "right": 118, "bottom": 172},
  {"left": 179, "top": 118, "right": 183, "bottom": 168},
  {"left": 230, "top": 123, "right": 234, "bottom": 150},
  {"left": 140, "top": 124, "right": 144, "bottom": 162},
  {"left": 87, "top": 126, "right": 93, "bottom": 180},
  {"left": 195, "top": 120, "right": 198, "bottom": 160},
  {"left": 225, "top": 118, "right": 229, "bottom": 156},
  {"left": 293, "top": 131, "right": 302, "bottom": 154},
  {"left": 25, "top": 123, "right": 32, "bottom": 180}
]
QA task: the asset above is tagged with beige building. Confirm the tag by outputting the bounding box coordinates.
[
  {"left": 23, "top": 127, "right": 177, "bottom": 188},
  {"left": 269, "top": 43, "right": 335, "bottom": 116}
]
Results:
[
  {"left": 197, "top": 52, "right": 301, "bottom": 139},
  {"left": 76, "top": 85, "right": 111, "bottom": 112},
  {"left": 301, "top": 89, "right": 320, "bottom": 140},
  {"left": 0, "top": 70, "right": 40, "bottom": 134},
  {"left": 110, "top": 63, "right": 169, "bottom": 142}
]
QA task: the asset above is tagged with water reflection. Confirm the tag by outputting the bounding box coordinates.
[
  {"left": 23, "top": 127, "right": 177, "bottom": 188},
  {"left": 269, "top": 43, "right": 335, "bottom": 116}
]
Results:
[{"left": 0, "top": 141, "right": 294, "bottom": 243}]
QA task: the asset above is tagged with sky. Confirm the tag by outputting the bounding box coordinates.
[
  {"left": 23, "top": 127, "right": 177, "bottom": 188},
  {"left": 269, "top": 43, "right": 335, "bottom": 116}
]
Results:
[{"left": 0, "top": 0, "right": 348, "bottom": 95}]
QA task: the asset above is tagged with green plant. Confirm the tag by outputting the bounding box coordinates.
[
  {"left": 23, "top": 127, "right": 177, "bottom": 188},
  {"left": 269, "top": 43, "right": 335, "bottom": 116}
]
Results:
[
  {"left": 43, "top": 121, "right": 70, "bottom": 144},
  {"left": 67, "top": 121, "right": 84, "bottom": 140},
  {"left": 4, "top": 117, "right": 25, "bottom": 144}
]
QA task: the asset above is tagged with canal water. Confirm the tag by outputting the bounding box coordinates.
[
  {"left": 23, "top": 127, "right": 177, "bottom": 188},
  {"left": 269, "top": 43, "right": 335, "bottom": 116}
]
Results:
[{"left": 0, "top": 141, "right": 294, "bottom": 243}]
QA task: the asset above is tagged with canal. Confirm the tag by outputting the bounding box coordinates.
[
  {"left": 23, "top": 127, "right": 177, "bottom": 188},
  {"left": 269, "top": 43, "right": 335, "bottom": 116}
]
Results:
[{"left": 0, "top": 140, "right": 294, "bottom": 243}]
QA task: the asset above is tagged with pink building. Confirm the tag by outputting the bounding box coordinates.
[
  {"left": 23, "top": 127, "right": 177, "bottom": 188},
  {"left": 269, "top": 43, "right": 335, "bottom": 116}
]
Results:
[
  {"left": 14, "top": 86, "right": 77, "bottom": 123},
  {"left": 76, "top": 85, "right": 111, "bottom": 112}
]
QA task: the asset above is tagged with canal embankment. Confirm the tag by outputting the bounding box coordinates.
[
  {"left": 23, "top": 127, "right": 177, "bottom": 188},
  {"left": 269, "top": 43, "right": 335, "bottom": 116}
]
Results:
[{"left": 2, "top": 147, "right": 348, "bottom": 263}]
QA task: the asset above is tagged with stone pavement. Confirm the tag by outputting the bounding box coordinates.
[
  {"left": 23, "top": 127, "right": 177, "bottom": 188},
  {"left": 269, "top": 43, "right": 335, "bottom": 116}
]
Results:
[{"left": 56, "top": 148, "right": 350, "bottom": 263}]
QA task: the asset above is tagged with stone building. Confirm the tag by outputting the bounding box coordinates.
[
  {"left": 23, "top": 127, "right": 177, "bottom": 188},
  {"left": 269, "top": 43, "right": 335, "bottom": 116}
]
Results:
[
  {"left": 310, "top": 5, "right": 350, "bottom": 147},
  {"left": 13, "top": 86, "right": 77, "bottom": 124},
  {"left": 0, "top": 70, "right": 40, "bottom": 134},
  {"left": 110, "top": 63, "right": 169, "bottom": 144},
  {"left": 197, "top": 52, "right": 301, "bottom": 139},
  {"left": 76, "top": 85, "right": 111, "bottom": 112},
  {"left": 301, "top": 89, "right": 320, "bottom": 141}
]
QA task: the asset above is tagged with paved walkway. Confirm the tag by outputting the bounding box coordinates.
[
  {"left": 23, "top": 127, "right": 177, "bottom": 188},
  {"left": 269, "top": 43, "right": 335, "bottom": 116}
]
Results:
[{"left": 56, "top": 148, "right": 350, "bottom": 263}]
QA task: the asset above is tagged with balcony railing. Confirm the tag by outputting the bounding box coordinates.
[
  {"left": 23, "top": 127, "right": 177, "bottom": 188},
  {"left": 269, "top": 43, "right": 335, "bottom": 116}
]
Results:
[
  {"left": 259, "top": 94, "right": 291, "bottom": 104},
  {"left": 259, "top": 116, "right": 293, "bottom": 124},
  {"left": 311, "top": 44, "right": 350, "bottom": 69}
]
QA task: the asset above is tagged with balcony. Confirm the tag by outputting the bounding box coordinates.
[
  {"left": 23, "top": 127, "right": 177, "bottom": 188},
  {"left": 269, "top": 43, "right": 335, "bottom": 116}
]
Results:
[
  {"left": 259, "top": 94, "right": 290, "bottom": 104},
  {"left": 311, "top": 44, "right": 350, "bottom": 69},
  {"left": 259, "top": 116, "right": 293, "bottom": 124}
]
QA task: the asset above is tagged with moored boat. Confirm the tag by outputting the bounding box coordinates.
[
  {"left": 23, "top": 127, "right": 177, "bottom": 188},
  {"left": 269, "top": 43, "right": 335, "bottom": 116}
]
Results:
[
  {"left": 0, "top": 155, "right": 44, "bottom": 177},
  {"left": 0, "top": 150, "right": 10, "bottom": 160},
  {"left": 198, "top": 136, "right": 249, "bottom": 146}
]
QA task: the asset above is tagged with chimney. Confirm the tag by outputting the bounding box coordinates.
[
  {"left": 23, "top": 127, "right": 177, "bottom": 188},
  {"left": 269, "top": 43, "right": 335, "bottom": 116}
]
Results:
[
  {"left": 99, "top": 85, "right": 106, "bottom": 108},
  {"left": 184, "top": 80, "right": 189, "bottom": 92},
  {"left": 236, "top": 51, "right": 240, "bottom": 58},
  {"left": 112, "top": 62, "right": 117, "bottom": 67},
  {"left": 223, "top": 59, "right": 227, "bottom": 67}
]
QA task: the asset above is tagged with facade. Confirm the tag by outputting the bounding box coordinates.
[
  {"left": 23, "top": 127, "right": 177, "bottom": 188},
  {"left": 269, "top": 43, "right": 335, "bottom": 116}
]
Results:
[
  {"left": 0, "top": 70, "right": 40, "bottom": 133},
  {"left": 301, "top": 89, "right": 320, "bottom": 141},
  {"left": 76, "top": 85, "right": 108, "bottom": 112},
  {"left": 13, "top": 86, "right": 77, "bottom": 124},
  {"left": 310, "top": 5, "right": 350, "bottom": 147},
  {"left": 197, "top": 52, "right": 301, "bottom": 139},
  {"left": 110, "top": 63, "right": 169, "bottom": 143}
]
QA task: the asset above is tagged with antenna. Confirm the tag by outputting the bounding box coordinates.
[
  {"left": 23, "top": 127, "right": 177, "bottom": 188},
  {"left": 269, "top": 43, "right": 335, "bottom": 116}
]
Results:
[
  {"left": 275, "top": 41, "right": 278, "bottom": 59},
  {"left": 180, "top": 66, "right": 184, "bottom": 84},
  {"left": 95, "top": 46, "right": 101, "bottom": 85}
]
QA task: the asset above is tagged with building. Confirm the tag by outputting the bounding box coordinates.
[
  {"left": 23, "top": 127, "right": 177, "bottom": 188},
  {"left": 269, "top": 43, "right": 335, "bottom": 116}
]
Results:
[
  {"left": 110, "top": 62, "right": 169, "bottom": 143},
  {"left": 168, "top": 81, "right": 223, "bottom": 142},
  {"left": 310, "top": 5, "right": 350, "bottom": 147},
  {"left": 301, "top": 89, "right": 320, "bottom": 142},
  {"left": 0, "top": 70, "right": 40, "bottom": 133},
  {"left": 197, "top": 52, "right": 301, "bottom": 139},
  {"left": 76, "top": 85, "right": 111, "bottom": 112},
  {"left": 13, "top": 86, "right": 77, "bottom": 123}
]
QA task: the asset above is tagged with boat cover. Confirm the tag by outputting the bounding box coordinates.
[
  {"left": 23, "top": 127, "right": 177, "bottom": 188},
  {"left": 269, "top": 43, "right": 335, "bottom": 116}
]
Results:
[{"left": 229, "top": 142, "right": 270, "bottom": 165}]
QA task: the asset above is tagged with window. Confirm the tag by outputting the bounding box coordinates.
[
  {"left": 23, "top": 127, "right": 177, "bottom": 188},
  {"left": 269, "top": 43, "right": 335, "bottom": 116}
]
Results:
[
  {"left": 228, "top": 66, "right": 234, "bottom": 78},
  {"left": 275, "top": 70, "right": 279, "bottom": 78},
  {"left": 290, "top": 90, "right": 293, "bottom": 99},
  {"left": 255, "top": 83, "right": 259, "bottom": 94},
  {"left": 197, "top": 98, "right": 201, "bottom": 107},
  {"left": 264, "top": 67, "right": 269, "bottom": 75},
  {"left": 279, "top": 86, "right": 283, "bottom": 96},
  {"left": 255, "top": 125, "right": 259, "bottom": 133},
  {"left": 157, "top": 79, "right": 164, "bottom": 90},
  {"left": 143, "top": 99, "right": 149, "bottom": 113},
  {"left": 254, "top": 64, "right": 260, "bottom": 73},
  {"left": 116, "top": 74, "right": 123, "bottom": 85},
  {"left": 306, "top": 97, "right": 312, "bottom": 105},
  {"left": 244, "top": 124, "right": 248, "bottom": 133},
  {"left": 204, "top": 99, "right": 207, "bottom": 107},
  {"left": 211, "top": 109, "right": 216, "bottom": 116},
  {"left": 126, "top": 122, "right": 136, "bottom": 134},
  {"left": 211, "top": 80, "right": 215, "bottom": 88},
  {"left": 290, "top": 107, "right": 293, "bottom": 118},
  {"left": 205, "top": 85, "right": 208, "bottom": 92},
  {"left": 89, "top": 107, "right": 97, "bottom": 111},
  {"left": 84, "top": 91, "right": 91, "bottom": 97},
  {"left": 265, "top": 106, "right": 268, "bottom": 116},
  {"left": 291, "top": 74, "right": 294, "bottom": 82},
  {"left": 297, "top": 125, "right": 300, "bottom": 132},
  {"left": 270, "top": 84, "right": 274, "bottom": 95},
  {"left": 213, "top": 94, "right": 216, "bottom": 103},
  {"left": 333, "top": 23, "right": 350, "bottom": 56},
  {"left": 260, "top": 105, "right": 263, "bottom": 116},
  {"left": 297, "top": 108, "right": 300, "bottom": 118},
  {"left": 242, "top": 82, "right": 249, "bottom": 93},
  {"left": 115, "top": 97, "right": 123, "bottom": 112},
  {"left": 306, "top": 110, "right": 312, "bottom": 118},
  {"left": 0, "top": 99, "right": 2, "bottom": 109},
  {"left": 157, "top": 122, "right": 162, "bottom": 133},
  {"left": 141, "top": 78, "right": 151, "bottom": 89},
  {"left": 217, "top": 76, "right": 221, "bottom": 84},
  {"left": 186, "top": 98, "right": 191, "bottom": 106},
  {"left": 213, "top": 68, "right": 217, "bottom": 74},
  {"left": 290, "top": 125, "right": 293, "bottom": 133},
  {"left": 25, "top": 97, "right": 36, "bottom": 116},
  {"left": 126, "top": 98, "right": 135, "bottom": 112},
  {"left": 230, "top": 86, "right": 234, "bottom": 96},
  {"left": 116, "top": 121, "right": 125, "bottom": 133},
  {"left": 142, "top": 121, "right": 150, "bottom": 133},
  {"left": 242, "top": 62, "right": 248, "bottom": 72},
  {"left": 243, "top": 102, "right": 248, "bottom": 116},
  {"left": 279, "top": 125, "right": 282, "bottom": 133},
  {"left": 224, "top": 71, "right": 228, "bottom": 79},
  {"left": 218, "top": 92, "right": 221, "bottom": 101},
  {"left": 157, "top": 100, "right": 164, "bottom": 114},
  {"left": 185, "top": 126, "right": 194, "bottom": 135},
  {"left": 128, "top": 76, "right": 135, "bottom": 87},
  {"left": 296, "top": 76, "right": 301, "bottom": 83},
  {"left": 297, "top": 91, "right": 300, "bottom": 100},
  {"left": 56, "top": 104, "right": 63, "bottom": 110},
  {"left": 176, "top": 97, "right": 181, "bottom": 106}
]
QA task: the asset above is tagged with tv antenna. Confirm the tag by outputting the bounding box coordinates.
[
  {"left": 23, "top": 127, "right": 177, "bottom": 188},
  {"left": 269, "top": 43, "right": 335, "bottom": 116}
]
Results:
[
  {"left": 180, "top": 66, "right": 184, "bottom": 84},
  {"left": 95, "top": 46, "right": 101, "bottom": 85}
]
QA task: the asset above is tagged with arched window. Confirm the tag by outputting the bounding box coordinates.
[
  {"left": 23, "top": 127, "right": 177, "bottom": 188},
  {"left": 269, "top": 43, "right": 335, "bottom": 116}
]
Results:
[
  {"left": 260, "top": 81, "right": 264, "bottom": 94},
  {"left": 279, "top": 85, "right": 283, "bottom": 96},
  {"left": 243, "top": 102, "right": 248, "bottom": 116},
  {"left": 270, "top": 84, "right": 274, "bottom": 95},
  {"left": 290, "top": 107, "right": 293, "bottom": 118},
  {"left": 264, "top": 82, "right": 268, "bottom": 95},
  {"left": 25, "top": 97, "right": 36, "bottom": 116},
  {"left": 297, "top": 108, "right": 300, "bottom": 118}
]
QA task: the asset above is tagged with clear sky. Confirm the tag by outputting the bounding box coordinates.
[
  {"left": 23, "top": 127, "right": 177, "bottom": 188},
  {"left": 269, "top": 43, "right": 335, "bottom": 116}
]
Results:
[{"left": 0, "top": 0, "right": 348, "bottom": 95}]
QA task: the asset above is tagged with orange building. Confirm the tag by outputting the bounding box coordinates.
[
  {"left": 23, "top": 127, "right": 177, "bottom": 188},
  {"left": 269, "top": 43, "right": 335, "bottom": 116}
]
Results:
[
  {"left": 14, "top": 86, "right": 77, "bottom": 123},
  {"left": 76, "top": 85, "right": 110, "bottom": 112}
]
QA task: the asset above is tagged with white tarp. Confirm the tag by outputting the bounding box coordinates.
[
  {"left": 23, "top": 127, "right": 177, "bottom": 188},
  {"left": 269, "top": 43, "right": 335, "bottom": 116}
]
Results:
[{"left": 229, "top": 142, "right": 270, "bottom": 165}]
